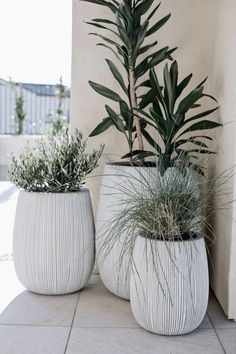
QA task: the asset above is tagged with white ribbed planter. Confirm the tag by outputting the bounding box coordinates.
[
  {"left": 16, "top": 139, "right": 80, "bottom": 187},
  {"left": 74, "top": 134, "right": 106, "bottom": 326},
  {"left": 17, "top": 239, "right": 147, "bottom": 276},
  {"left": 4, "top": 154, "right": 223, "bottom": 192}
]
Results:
[
  {"left": 13, "top": 189, "right": 95, "bottom": 295},
  {"left": 130, "top": 235, "right": 209, "bottom": 335},
  {"left": 96, "top": 163, "right": 156, "bottom": 300}
]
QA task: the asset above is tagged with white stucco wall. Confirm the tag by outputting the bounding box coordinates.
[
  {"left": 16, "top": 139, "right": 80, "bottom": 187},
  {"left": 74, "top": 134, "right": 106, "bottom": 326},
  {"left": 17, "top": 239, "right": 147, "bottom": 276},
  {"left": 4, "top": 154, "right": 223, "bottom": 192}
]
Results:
[
  {"left": 71, "top": 0, "right": 236, "bottom": 317},
  {"left": 206, "top": 0, "right": 236, "bottom": 319}
]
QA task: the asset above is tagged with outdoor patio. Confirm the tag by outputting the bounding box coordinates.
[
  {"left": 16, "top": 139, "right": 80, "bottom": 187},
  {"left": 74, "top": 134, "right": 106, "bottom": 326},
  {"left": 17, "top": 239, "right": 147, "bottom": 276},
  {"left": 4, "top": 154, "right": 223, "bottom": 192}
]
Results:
[{"left": 0, "top": 182, "right": 236, "bottom": 354}]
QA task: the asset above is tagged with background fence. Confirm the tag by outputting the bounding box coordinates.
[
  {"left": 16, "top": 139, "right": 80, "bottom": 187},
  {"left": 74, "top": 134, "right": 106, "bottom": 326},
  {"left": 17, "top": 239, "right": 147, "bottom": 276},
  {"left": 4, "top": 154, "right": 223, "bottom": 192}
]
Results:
[{"left": 0, "top": 79, "right": 70, "bottom": 135}]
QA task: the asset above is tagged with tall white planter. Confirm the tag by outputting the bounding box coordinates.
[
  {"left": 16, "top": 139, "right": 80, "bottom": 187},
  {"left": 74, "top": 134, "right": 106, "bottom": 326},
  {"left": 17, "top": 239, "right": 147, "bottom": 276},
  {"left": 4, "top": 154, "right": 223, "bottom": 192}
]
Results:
[
  {"left": 96, "top": 163, "right": 156, "bottom": 300},
  {"left": 13, "top": 189, "right": 95, "bottom": 295},
  {"left": 130, "top": 235, "right": 209, "bottom": 335}
]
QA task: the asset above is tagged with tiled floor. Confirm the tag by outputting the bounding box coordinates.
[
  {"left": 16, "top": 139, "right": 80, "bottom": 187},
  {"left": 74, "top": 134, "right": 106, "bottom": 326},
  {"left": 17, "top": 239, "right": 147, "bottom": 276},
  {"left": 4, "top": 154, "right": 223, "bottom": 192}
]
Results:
[{"left": 0, "top": 263, "right": 235, "bottom": 354}]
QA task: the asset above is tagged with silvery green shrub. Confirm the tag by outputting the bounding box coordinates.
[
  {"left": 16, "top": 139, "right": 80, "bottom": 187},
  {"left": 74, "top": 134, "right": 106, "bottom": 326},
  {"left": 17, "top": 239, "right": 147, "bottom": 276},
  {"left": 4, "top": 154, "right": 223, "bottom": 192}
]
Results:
[{"left": 8, "top": 130, "right": 104, "bottom": 192}]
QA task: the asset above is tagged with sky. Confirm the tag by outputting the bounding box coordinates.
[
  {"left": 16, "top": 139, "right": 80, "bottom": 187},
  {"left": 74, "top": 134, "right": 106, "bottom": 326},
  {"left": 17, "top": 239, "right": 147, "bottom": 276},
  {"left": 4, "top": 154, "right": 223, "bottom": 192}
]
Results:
[{"left": 0, "top": 0, "right": 72, "bottom": 86}]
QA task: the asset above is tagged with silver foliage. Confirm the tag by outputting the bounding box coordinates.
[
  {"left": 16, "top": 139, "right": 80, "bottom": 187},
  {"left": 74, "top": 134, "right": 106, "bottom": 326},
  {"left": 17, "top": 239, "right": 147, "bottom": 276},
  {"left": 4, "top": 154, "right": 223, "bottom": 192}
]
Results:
[{"left": 8, "top": 130, "right": 104, "bottom": 192}]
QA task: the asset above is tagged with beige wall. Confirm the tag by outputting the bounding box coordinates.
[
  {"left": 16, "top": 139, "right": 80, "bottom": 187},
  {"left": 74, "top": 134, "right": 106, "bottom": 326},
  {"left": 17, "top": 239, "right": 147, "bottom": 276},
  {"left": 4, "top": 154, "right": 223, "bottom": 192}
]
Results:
[
  {"left": 207, "top": 0, "right": 236, "bottom": 319},
  {"left": 71, "top": 0, "right": 236, "bottom": 317}
]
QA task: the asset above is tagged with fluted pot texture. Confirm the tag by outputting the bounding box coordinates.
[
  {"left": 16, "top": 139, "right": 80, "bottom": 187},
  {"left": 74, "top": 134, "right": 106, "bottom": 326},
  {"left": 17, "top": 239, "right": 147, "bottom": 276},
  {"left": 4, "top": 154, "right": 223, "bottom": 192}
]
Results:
[
  {"left": 130, "top": 235, "right": 209, "bottom": 335},
  {"left": 96, "top": 163, "right": 156, "bottom": 300},
  {"left": 13, "top": 189, "right": 95, "bottom": 295}
]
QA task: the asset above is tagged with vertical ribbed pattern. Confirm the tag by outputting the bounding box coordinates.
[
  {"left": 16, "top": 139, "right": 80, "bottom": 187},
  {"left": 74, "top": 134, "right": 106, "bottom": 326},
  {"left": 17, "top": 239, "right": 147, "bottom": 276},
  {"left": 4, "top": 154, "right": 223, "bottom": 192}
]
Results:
[
  {"left": 96, "top": 164, "right": 156, "bottom": 300},
  {"left": 13, "top": 189, "right": 95, "bottom": 295},
  {"left": 130, "top": 236, "right": 209, "bottom": 335}
]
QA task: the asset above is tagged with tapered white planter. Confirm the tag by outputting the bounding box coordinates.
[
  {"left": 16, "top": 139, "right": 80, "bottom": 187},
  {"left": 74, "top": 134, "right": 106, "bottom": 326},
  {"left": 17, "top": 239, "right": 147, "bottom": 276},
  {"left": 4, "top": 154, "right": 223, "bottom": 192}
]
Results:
[
  {"left": 96, "top": 163, "right": 156, "bottom": 300},
  {"left": 130, "top": 235, "right": 209, "bottom": 335},
  {"left": 13, "top": 189, "right": 95, "bottom": 295}
]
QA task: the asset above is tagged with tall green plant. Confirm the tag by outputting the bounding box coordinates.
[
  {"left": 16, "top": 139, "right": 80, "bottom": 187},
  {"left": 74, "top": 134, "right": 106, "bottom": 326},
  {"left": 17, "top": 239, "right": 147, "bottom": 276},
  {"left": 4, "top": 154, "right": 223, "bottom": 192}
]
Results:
[
  {"left": 15, "top": 85, "right": 26, "bottom": 135},
  {"left": 130, "top": 61, "right": 222, "bottom": 175},
  {"left": 81, "top": 0, "right": 176, "bottom": 160},
  {"left": 47, "top": 77, "right": 68, "bottom": 135},
  {"left": 8, "top": 79, "right": 26, "bottom": 135}
]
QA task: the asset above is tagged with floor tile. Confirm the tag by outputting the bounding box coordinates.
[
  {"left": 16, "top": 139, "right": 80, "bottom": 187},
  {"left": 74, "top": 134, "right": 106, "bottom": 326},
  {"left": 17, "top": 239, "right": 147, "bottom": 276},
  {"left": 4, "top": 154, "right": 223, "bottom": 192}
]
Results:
[
  {"left": 207, "top": 292, "right": 236, "bottom": 329},
  {"left": 0, "top": 290, "right": 79, "bottom": 326},
  {"left": 0, "top": 325, "right": 69, "bottom": 354},
  {"left": 73, "top": 284, "right": 138, "bottom": 328},
  {"left": 216, "top": 328, "right": 236, "bottom": 354},
  {"left": 199, "top": 313, "right": 213, "bottom": 329},
  {"left": 0, "top": 260, "right": 25, "bottom": 314},
  {"left": 0, "top": 183, "right": 18, "bottom": 253},
  {"left": 66, "top": 327, "right": 224, "bottom": 354}
]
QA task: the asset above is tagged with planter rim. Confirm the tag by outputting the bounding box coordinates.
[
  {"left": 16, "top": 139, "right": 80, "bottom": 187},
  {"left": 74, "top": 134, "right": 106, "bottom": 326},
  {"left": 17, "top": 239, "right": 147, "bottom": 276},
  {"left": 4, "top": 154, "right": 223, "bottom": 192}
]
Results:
[
  {"left": 138, "top": 232, "right": 203, "bottom": 243},
  {"left": 18, "top": 187, "right": 89, "bottom": 195}
]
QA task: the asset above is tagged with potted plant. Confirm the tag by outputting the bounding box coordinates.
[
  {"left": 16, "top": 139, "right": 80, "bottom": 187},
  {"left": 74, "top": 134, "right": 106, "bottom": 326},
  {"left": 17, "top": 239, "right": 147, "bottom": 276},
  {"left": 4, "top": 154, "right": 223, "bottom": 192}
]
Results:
[
  {"left": 8, "top": 130, "right": 104, "bottom": 295},
  {"left": 81, "top": 0, "right": 175, "bottom": 299},
  {"left": 98, "top": 164, "right": 230, "bottom": 335}
]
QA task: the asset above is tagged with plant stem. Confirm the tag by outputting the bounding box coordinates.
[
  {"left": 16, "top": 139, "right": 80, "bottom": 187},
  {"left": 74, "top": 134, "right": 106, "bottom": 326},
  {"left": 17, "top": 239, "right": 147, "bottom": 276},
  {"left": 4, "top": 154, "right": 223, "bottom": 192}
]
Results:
[{"left": 129, "top": 66, "right": 144, "bottom": 153}]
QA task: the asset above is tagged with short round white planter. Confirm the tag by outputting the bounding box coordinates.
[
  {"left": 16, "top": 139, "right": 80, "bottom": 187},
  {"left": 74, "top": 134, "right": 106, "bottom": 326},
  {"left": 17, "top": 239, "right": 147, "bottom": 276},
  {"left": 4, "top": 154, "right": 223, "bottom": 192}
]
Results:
[
  {"left": 13, "top": 189, "right": 95, "bottom": 295},
  {"left": 96, "top": 163, "right": 156, "bottom": 300},
  {"left": 130, "top": 235, "right": 209, "bottom": 335}
]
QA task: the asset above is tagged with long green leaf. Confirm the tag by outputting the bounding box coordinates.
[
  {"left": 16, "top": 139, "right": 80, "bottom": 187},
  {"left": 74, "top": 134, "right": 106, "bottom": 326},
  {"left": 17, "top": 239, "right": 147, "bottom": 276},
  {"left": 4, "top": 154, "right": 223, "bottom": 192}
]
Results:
[
  {"left": 105, "top": 105, "right": 125, "bottom": 132},
  {"left": 184, "top": 107, "right": 218, "bottom": 125},
  {"left": 86, "top": 21, "right": 119, "bottom": 37},
  {"left": 146, "top": 14, "right": 171, "bottom": 37},
  {"left": 172, "top": 138, "right": 209, "bottom": 149},
  {"left": 135, "top": 0, "right": 155, "bottom": 16},
  {"left": 122, "top": 150, "right": 157, "bottom": 160},
  {"left": 176, "top": 87, "right": 203, "bottom": 114},
  {"left": 80, "top": 0, "right": 117, "bottom": 13},
  {"left": 132, "top": 20, "right": 149, "bottom": 63},
  {"left": 89, "top": 117, "right": 113, "bottom": 136},
  {"left": 91, "top": 18, "right": 117, "bottom": 26},
  {"left": 147, "top": 2, "right": 161, "bottom": 21},
  {"left": 120, "top": 101, "right": 133, "bottom": 131},
  {"left": 142, "top": 129, "right": 162, "bottom": 154},
  {"left": 106, "top": 59, "right": 128, "bottom": 94},
  {"left": 177, "top": 120, "right": 222, "bottom": 138},
  {"left": 89, "top": 33, "right": 127, "bottom": 58},
  {"left": 169, "top": 60, "right": 178, "bottom": 111},
  {"left": 176, "top": 73, "right": 192, "bottom": 99},
  {"left": 149, "top": 68, "right": 168, "bottom": 116},
  {"left": 97, "top": 43, "right": 125, "bottom": 67},
  {"left": 139, "top": 89, "right": 156, "bottom": 109},
  {"left": 89, "top": 81, "right": 122, "bottom": 101},
  {"left": 163, "top": 62, "right": 173, "bottom": 112},
  {"left": 138, "top": 41, "right": 158, "bottom": 56}
]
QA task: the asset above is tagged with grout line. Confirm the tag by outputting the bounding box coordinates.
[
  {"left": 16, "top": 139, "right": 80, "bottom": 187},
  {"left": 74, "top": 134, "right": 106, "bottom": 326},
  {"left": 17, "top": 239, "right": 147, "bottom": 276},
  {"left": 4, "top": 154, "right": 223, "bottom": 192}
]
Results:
[
  {"left": 0, "top": 323, "right": 70, "bottom": 328},
  {"left": 208, "top": 315, "right": 226, "bottom": 354},
  {"left": 64, "top": 293, "right": 80, "bottom": 354},
  {"left": 70, "top": 326, "right": 140, "bottom": 329}
]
